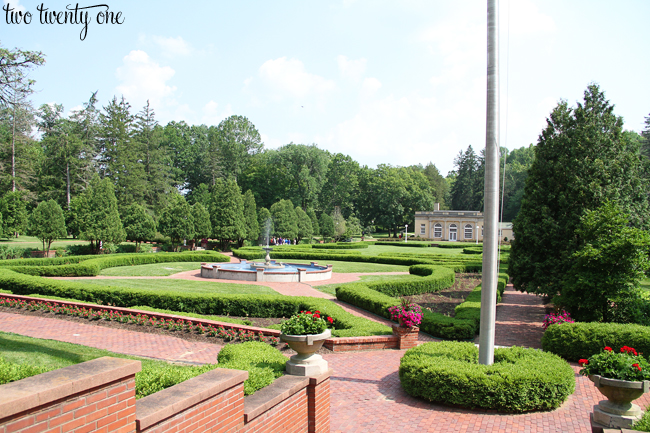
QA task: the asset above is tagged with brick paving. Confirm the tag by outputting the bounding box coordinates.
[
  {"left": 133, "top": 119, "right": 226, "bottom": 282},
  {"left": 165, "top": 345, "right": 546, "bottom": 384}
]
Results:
[{"left": 3, "top": 269, "right": 648, "bottom": 432}]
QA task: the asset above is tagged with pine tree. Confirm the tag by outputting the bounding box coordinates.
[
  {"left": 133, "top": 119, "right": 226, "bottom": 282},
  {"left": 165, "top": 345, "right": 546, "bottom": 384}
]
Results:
[
  {"left": 306, "top": 207, "right": 320, "bottom": 236},
  {"left": 210, "top": 178, "right": 245, "bottom": 250},
  {"left": 257, "top": 207, "right": 273, "bottom": 245},
  {"left": 509, "top": 84, "right": 649, "bottom": 297},
  {"left": 192, "top": 202, "right": 212, "bottom": 241},
  {"left": 28, "top": 199, "right": 67, "bottom": 252},
  {"left": 121, "top": 203, "right": 156, "bottom": 252},
  {"left": 77, "top": 176, "right": 125, "bottom": 253},
  {"left": 0, "top": 191, "right": 28, "bottom": 237},
  {"left": 319, "top": 213, "right": 335, "bottom": 240},
  {"left": 158, "top": 193, "right": 194, "bottom": 251},
  {"left": 295, "top": 207, "right": 313, "bottom": 243},
  {"left": 243, "top": 189, "right": 259, "bottom": 242},
  {"left": 270, "top": 199, "right": 298, "bottom": 239}
]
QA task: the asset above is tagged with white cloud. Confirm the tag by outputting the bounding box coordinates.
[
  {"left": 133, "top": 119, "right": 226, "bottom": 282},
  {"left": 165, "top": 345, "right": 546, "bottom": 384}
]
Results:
[
  {"left": 361, "top": 77, "right": 382, "bottom": 97},
  {"left": 150, "top": 35, "right": 193, "bottom": 57},
  {"left": 115, "top": 50, "right": 177, "bottom": 110},
  {"left": 258, "top": 57, "right": 337, "bottom": 101},
  {"left": 201, "top": 100, "right": 233, "bottom": 126},
  {"left": 260, "top": 133, "right": 283, "bottom": 149},
  {"left": 3, "top": 0, "right": 25, "bottom": 13},
  {"left": 507, "top": 0, "right": 556, "bottom": 35},
  {"left": 337, "top": 55, "right": 367, "bottom": 81}
]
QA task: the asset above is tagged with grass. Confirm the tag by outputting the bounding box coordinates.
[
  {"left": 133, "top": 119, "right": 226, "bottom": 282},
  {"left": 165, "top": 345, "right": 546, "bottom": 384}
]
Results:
[
  {"left": 640, "top": 278, "right": 650, "bottom": 292},
  {"left": 313, "top": 274, "right": 420, "bottom": 295},
  {"left": 62, "top": 279, "right": 277, "bottom": 295},
  {"left": 0, "top": 235, "right": 89, "bottom": 249},
  {"left": 360, "top": 245, "right": 465, "bottom": 256},
  {"left": 285, "top": 259, "right": 410, "bottom": 273},
  {"left": 99, "top": 262, "right": 202, "bottom": 276}
]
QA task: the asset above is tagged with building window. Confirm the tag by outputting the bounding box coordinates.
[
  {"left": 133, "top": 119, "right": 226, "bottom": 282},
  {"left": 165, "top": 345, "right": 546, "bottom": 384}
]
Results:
[
  {"left": 420, "top": 224, "right": 426, "bottom": 235},
  {"left": 433, "top": 223, "right": 442, "bottom": 238},
  {"left": 464, "top": 224, "right": 473, "bottom": 239},
  {"left": 449, "top": 224, "right": 458, "bottom": 241}
]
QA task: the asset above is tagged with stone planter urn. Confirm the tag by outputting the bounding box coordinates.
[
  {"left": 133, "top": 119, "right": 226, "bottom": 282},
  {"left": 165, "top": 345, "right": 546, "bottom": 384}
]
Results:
[
  {"left": 589, "top": 374, "right": 650, "bottom": 429},
  {"left": 280, "top": 329, "right": 331, "bottom": 376}
]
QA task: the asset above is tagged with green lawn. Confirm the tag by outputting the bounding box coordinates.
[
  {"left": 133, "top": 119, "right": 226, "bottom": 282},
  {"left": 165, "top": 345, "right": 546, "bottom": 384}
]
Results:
[
  {"left": 63, "top": 279, "right": 276, "bottom": 295},
  {"left": 287, "top": 259, "right": 410, "bottom": 273},
  {"left": 640, "top": 278, "right": 650, "bottom": 292},
  {"left": 0, "top": 235, "right": 89, "bottom": 249},
  {"left": 313, "top": 274, "right": 420, "bottom": 295},
  {"left": 100, "top": 262, "right": 202, "bottom": 276}
]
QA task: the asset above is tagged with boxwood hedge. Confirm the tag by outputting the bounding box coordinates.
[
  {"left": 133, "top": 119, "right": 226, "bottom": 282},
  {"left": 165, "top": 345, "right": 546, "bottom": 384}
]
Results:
[
  {"left": 0, "top": 268, "right": 390, "bottom": 337},
  {"left": 541, "top": 321, "right": 650, "bottom": 362},
  {"left": 3, "top": 252, "right": 229, "bottom": 277},
  {"left": 399, "top": 341, "right": 575, "bottom": 412},
  {"left": 372, "top": 242, "right": 430, "bottom": 248},
  {"left": 216, "top": 342, "right": 287, "bottom": 395},
  {"left": 312, "top": 243, "right": 369, "bottom": 249}
]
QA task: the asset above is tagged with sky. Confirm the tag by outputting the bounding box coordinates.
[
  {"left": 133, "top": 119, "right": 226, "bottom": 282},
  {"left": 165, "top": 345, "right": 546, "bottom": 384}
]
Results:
[{"left": 2, "top": 0, "right": 650, "bottom": 175}]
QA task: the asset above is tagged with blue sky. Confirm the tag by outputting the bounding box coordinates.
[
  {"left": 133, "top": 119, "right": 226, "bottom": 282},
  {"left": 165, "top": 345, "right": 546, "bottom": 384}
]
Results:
[{"left": 3, "top": 0, "right": 649, "bottom": 175}]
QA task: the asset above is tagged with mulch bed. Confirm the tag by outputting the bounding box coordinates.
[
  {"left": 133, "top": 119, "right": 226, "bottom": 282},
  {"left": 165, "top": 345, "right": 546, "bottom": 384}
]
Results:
[
  {"left": 403, "top": 273, "right": 482, "bottom": 317},
  {"left": 0, "top": 306, "right": 333, "bottom": 356}
]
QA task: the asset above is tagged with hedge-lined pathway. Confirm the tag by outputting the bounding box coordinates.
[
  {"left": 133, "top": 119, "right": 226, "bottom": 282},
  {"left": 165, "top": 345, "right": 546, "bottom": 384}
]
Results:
[{"left": 3, "top": 283, "right": 648, "bottom": 432}]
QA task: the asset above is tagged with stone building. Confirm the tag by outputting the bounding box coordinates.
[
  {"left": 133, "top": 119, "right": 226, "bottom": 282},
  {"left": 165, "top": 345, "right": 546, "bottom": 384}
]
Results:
[{"left": 414, "top": 203, "right": 513, "bottom": 242}]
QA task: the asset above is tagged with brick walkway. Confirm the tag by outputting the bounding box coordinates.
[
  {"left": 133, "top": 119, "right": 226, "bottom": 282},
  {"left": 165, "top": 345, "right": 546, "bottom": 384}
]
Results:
[{"left": 3, "top": 274, "right": 648, "bottom": 431}]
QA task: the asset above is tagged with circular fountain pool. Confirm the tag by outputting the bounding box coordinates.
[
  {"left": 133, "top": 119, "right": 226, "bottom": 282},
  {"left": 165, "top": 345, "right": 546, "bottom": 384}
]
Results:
[{"left": 200, "top": 259, "right": 333, "bottom": 282}]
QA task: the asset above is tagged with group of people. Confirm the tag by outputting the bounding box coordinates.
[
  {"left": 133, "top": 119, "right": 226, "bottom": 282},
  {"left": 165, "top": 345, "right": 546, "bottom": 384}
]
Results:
[{"left": 269, "top": 237, "right": 296, "bottom": 245}]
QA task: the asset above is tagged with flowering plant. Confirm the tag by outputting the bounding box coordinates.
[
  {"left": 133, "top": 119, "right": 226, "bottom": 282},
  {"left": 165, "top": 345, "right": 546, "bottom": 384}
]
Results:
[
  {"left": 280, "top": 310, "right": 333, "bottom": 335},
  {"left": 388, "top": 299, "right": 422, "bottom": 328},
  {"left": 542, "top": 310, "right": 574, "bottom": 330},
  {"left": 579, "top": 346, "right": 650, "bottom": 382}
]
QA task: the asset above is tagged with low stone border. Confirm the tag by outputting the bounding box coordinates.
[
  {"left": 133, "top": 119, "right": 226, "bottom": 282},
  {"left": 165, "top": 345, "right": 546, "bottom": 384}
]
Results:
[{"left": 0, "top": 293, "right": 415, "bottom": 352}]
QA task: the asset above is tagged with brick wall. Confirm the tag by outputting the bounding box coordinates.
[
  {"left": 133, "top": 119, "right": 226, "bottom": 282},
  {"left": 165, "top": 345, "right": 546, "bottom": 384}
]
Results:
[
  {"left": 0, "top": 357, "right": 140, "bottom": 433},
  {"left": 0, "top": 359, "right": 331, "bottom": 433},
  {"left": 392, "top": 325, "right": 419, "bottom": 350}
]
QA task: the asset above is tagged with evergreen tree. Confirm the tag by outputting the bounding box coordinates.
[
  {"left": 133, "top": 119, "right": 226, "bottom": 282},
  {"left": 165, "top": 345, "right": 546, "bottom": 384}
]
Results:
[
  {"left": 319, "top": 213, "right": 335, "bottom": 239},
  {"left": 122, "top": 203, "right": 156, "bottom": 252},
  {"left": 306, "top": 207, "right": 320, "bottom": 236},
  {"left": 331, "top": 207, "right": 346, "bottom": 241},
  {"left": 509, "top": 84, "right": 649, "bottom": 297},
  {"left": 192, "top": 202, "right": 212, "bottom": 241},
  {"left": 28, "top": 199, "right": 66, "bottom": 251},
  {"left": 77, "top": 176, "right": 125, "bottom": 253},
  {"left": 449, "top": 145, "right": 483, "bottom": 211},
  {"left": 158, "top": 193, "right": 194, "bottom": 251},
  {"left": 243, "top": 189, "right": 259, "bottom": 242},
  {"left": 0, "top": 191, "right": 28, "bottom": 237},
  {"left": 295, "top": 207, "right": 313, "bottom": 243},
  {"left": 257, "top": 207, "right": 273, "bottom": 245},
  {"left": 270, "top": 199, "right": 298, "bottom": 239},
  {"left": 210, "top": 178, "right": 245, "bottom": 250}
]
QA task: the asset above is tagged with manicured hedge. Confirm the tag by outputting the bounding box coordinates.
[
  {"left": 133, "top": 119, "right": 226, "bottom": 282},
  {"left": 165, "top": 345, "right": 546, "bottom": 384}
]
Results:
[
  {"left": 541, "top": 322, "right": 650, "bottom": 362},
  {"left": 0, "top": 256, "right": 88, "bottom": 267},
  {"left": 4, "top": 252, "right": 229, "bottom": 277},
  {"left": 373, "top": 242, "right": 430, "bottom": 248},
  {"left": 232, "top": 248, "right": 432, "bottom": 266},
  {"left": 435, "top": 243, "right": 480, "bottom": 249},
  {"left": 336, "top": 271, "right": 508, "bottom": 340},
  {"left": 399, "top": 341, "right": 575, "bottom": 412},
  {"left": 462, "top": 247, "right": 483, "bottom": 255},
  {"left": 312, "top": 243, "right": 369, "bottom": 249},
  {"left": 216, "top": 342, "right": 287, "bottom": 395},
  {"left": 0, "top": 268, "right": 390, "bottom": 337}
]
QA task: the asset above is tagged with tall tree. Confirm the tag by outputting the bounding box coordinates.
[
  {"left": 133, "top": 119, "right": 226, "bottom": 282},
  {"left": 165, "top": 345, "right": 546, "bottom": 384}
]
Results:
[
  {"left": 270, "top": 199, "right": 298, "bottom": 239},
  {"left": 28, "top": 199, "right": 67, "bottom": 252},
  {"left": 134, "top": 101, "right": 174, "bottom": 211},
  {"left": 210, "top": 178, "right": 245, "bottom": 249},
  {"left": 216, "top": 115, "right": 263, "bottom": 180},
  {"left": 121, "top": 203, "right": 156, "bottom": 252},
  {"left": 319, "top": 213, "right": 335, "bottom": 239},
  {"left": 77, "top": 176, "right": 125, "bottom": 253},
  {"left": 295, "top": 207, "right": 313, "bottom": 243},
  {"left": 242, "top": 189, "right": 259, "bottom": 242},
  {"left": 99, "top": 96, "right": 146, "bottom": 208},
  {"left": 0, "top": 45, "right": 45, "bottom": 108},
  {"left": 420, "top": 162, "right": 448, "bottom": 207},
  {"left": 509, "top": 84, "right": 649, "bottom": 298},
  {"left": 191, "top": 202, "right": 212, "bottom": 242},
  {"left": 158, "top": 193, "right": 194, "bottom": 251},
  {"left": 306, "top": 207, "right": 320, "bottom": 236},
  {"left": 449, "top": 145, "right": 482, "bottom": 211},
  {"left": 0, "top": 190, "right": 27, "bottom": 237},
  {"left": 331, "top": 207, "right": 346, "bottom": 241},
  {"left": 320, "top": 153, "right": 359, "bottom": 217},
  {"left": 257, "top": 207, "right": 273, "bottom": 245}
]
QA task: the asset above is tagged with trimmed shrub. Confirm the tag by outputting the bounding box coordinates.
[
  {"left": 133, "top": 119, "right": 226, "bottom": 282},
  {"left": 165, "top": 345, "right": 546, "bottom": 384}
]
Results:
[
  {"left": 312, "top": 243, "right": 369, "bottom": 249},
  {"left": 0, "top": 269, "right": 390, "bottom": 337},
  {"left": 462, "top": 247, "right": 483, "bottom": 255},
  {"left": 0, "top": 357, "right": 50, "bottom": 385},
  {"left": 435, "top": 243, "right": 480, "bottom": 249},
  {"left": 399, "top": 341, "right": 575, "bottom": 412},
  {"left": 216, "top": 342, "right": 287, "bottom": 395},
  {"left": 373, "top": 242, "right": 430, "bottom": 248},
  {"left": 541, "top": 321, "right": 650, "bottom": 362}
]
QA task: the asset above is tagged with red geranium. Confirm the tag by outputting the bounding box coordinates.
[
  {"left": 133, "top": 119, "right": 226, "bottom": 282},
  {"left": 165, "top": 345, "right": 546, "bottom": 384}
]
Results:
[
  {"left": 578, "top": 359, "right": 589, "bottom": 366},
  {"left": 621, "top": 346, "right": 638, "bottom": 356},
  {"left": 604, "top": 347, "right": 613, "bottom": 352},
  {"left": 633, "top": 363, "right": 642, "bottom": 372}
]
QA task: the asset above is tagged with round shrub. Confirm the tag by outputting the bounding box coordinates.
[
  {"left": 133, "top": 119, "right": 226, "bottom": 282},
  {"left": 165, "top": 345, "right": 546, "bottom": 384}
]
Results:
[
  {"left": 399, "top": 341, "right": 575, "bottom": 412},
  {"left": 541, "top": 321, "right": 650, "bottom": 362}
]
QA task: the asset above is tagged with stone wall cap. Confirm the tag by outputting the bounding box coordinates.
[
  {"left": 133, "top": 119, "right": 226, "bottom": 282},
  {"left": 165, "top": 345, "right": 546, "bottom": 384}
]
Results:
[
  {"left": 0, "top": 357, "right": 141, "bottom": 420},
  {"left": 308, "top": 368, "right": 333, "bottom": 386},
  {"left": 244, "top": 375, "right": 310, "bottom": 423},
  {"left": 136, "top": 367, "right": 248, "bottom": 431}
]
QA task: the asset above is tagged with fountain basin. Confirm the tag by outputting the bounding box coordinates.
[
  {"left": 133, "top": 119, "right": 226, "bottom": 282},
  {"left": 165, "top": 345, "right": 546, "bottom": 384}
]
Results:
[{"left": 200, "top": 260, "right": 333, "bottom": 282}]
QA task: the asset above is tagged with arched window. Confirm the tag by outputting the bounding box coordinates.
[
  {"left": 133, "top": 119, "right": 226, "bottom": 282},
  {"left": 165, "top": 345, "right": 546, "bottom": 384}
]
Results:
[
  {"left": 449, "top": 224, "right": 458, "bottom": 241},
  {"left": 464, "top": 224, "right": 473, "bottom": 239},
  {"left": 433, "top": 223, "right": 442, "bottom": 238}
]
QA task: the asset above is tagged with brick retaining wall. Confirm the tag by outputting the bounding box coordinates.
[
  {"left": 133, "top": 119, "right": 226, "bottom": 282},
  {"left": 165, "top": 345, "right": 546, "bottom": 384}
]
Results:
[{"left": 0, "top": 358, "right": 331, "bottom": 433}]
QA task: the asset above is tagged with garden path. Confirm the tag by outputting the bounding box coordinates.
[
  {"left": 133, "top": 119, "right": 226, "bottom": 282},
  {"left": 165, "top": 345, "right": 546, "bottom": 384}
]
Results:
[{"left": 2, "top": 284, "right": 647, "bottom": 432}]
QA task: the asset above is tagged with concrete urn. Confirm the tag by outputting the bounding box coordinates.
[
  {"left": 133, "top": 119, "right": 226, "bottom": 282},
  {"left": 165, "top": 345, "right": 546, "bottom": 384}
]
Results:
[
  {"left": 589, "top": 374, "right": 650, "bottom": 429},
  {"left": 280, "top": 329, "right": 331, "bottom": 376}
]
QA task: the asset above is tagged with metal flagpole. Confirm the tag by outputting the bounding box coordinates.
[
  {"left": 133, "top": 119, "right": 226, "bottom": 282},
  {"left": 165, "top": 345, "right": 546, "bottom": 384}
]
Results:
[{"left": 478, "top": 0, "right": 500, "bottom": 365}]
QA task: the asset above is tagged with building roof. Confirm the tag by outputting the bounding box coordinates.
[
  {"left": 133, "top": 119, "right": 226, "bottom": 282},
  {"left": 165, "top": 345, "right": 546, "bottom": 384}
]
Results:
[{"left": 415, "top": 210, "right": 483, "bottom": 217}]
